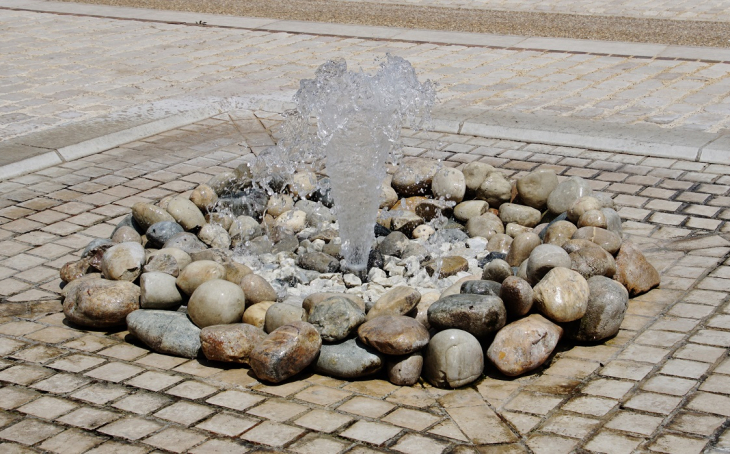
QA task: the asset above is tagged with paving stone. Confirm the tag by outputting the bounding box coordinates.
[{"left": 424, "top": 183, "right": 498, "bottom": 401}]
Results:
[
  {"left": 240, "top": 420, "right": 306, "bottom": 447},
  {"left": 154, "top": 401, "right": 214, "bottom": 426},
  {"left": 97, "top": 416, "right": 163, "bottom": 441}
]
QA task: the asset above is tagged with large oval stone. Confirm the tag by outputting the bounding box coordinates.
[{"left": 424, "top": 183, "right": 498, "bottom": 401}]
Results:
[
  {"left": 139, "top": 272, "right": 183, "bottom": 310},
  {"left": 516, "top": 169, "right": 558, "bottom": 210},
  {"left": 63, "top": 278, "right": 140, "bottom": 329},
  {"left": 188, "top": 279, "right": 246, "bottom": 328},
  {"left": 176, "top": 260, "right": 226, "bottom": 296},
  {"left": 132, "top": 202, "right": 175, "bottom": 231},
  {"left": 200, "top": 323, "right": 266, "bottom": 364},
  {"left": 566, "top": 276, "right": 629, "bottom": 342},
  {"left": 264, "top": 303, "right": 306, "bottom": 334},
  {"left": 431, "top": 167, "right": 466, "bottom": 203},
  {"left": 547, "top": 176, "right": 592, "bottom": 214},
  {"left": 358, "top": 315, "right": 429, "bottom": 355},
  {"left": 454, "top": 200, "right": 489, "bottom": 223},
  {"left": 127, "top": 310, "right": 201, "bottom": 358},
  {"left": 613, "top": 241, "right": 660, "bottom": 296},
  {"left": 476, "top": 171, "right": 512, "bottom": 207},
  {"left": 101, "top": 242, "right": 145, "bottom": 282},
  {"left": 487, "top": 314, "right": 562, "bottom": 376},
  {"left": 505, "top": 232, "right": 541, "bottom": 267},
  {"left": 198, "top": 223, "right": 231, "bottom": 249},
  {"left": 533, "top": 267, "right": 590, "bottom": 323},
  {"left": 428, "top": 294, "right": 506, "bottom": 338},
  {"left": 462, "top": 161, "right": 494, "bottom": 195},
  {"left": 386, "top": 351, "right": 423, "bottom": 386},
  {"left": 367, "top": 286, "right": 421, "bottom": 320},
  {"left": 146, "top": 221, "right": 184, "bottom": 248},
  {"left": 423, "top": 329, "right": 484, "bottom": 388},
  {"left": 391, "top": 158, "right": 440, "bottom": 197},
  {"left": 249, "top": 321, "right": 322, "bottom": 383},
  {"left": 570, "top": 244, "right": 617, "bottom": 279},
  {"left": 308, "top": 296, "right": 366, "bottom": 342},
  {"left": 543, "top": 220, "right": 577, "bottom": 247},
  {"left": 526, "top": 244, "right": 572, "bottom": 285},
  {"left": 314, "top": 338, "right": 383, "bottom": 379},
  {"left": 466, "top": 213, "right": 505, "bottom": 239},
  {"left": 499, "top": 203, "right": 541, "bottom": 228},
  {"left": 241, "top": 274, "right": 278, "bottom": 305},
  {"left": 167, "top": 197, "right": 206, "bottom": 231},
  {"left": 572, "top": 227, "right": 622, "bottom": 255}
]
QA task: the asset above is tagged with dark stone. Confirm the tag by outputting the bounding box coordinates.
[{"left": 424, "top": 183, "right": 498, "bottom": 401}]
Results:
[
  {"left": 146, "top": 221, "right": 184, "bottom": 248},
  {"left": 367, "top": 249, "right": 384, "bottom": 271},
  {"left": 249, "top": 321, "right": 322, "bottom": 383},
  {"left": 461, "top": 280, "right": 502, "bottom": 297},
  {"left": 311, "top": 178, "right": 334, "bottom": 208},
  {"left": 374, "top": 223, "right": 391, "bottom": 238},
  {"left": 272, "top": 234, "right": 299, "bottom": 254},
  {"left": 377, "top": 231, "right": 410, "bottom": 257},
  {"left": 427, "top": 294, "right": 507, "bottom": 338},
  {"left": 127, "top": 310, "right": 201, "bottom": 358},
  {"left": 314, "top": 338, "right": 383, "bottom": 378},
  {"left": 478, "top": 251, "right": 508, "bottom": 267},
  {"left": 297, "top": 252, "right": 340, "bottom": 274}
]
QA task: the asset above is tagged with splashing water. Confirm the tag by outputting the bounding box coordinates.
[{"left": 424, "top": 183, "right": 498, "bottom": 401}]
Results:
[{"left": 259, "top": 55, "right": 436, "bottom": 273}]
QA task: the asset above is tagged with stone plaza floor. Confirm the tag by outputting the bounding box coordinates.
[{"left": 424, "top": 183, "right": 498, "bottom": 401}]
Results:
[{"left": 1, "top": 0, "right": 730, "bottom": 453}]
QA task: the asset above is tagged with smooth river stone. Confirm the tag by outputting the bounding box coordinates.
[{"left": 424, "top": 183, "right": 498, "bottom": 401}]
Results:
[
  {"left": 461, "top": 280, "right": 502, "bottom": 297},
  {"left": 543, "top": 220, "right": 578, "bottom": 247},
  {"left": 526, "top": 244, "right": 572, "bottom": 285},
  {"left": 367, "top": 286, "right": 421, "bottom": 320},
  {"left": 613, "top": 241, "right": 661, "bottom": 296},
  {"left": 176, "top": 260, "right": 226, "bottom": 296},
  {"left": 562, "top": 239, "right": 599, "bottom": 254},
  {"left": 487, "top": 233, "right": 512, "bottom": 254},
  {"left": 377, "top": 231, "right": 410, "bottom": 257},
  {"left": 567, "top": 276, "right": 628, "bottom": 342},
  {"left": 466, "top": 212, "right": 505, "bottom": 239},
  {"left": 482, "top": 259, "right": 513, "bottom": 283},
  {"left": 428, "top": 294, "right": 506, "bottom": 338},
  {"left": 476, "top": 171, "right": 513, "bottom": 208},
  {"left": 198, "top": 223, "right": 231, "bottom": 249},
  {"left": 243, "top": 301, "right": 275, "bottom": 328},
  {"left": 314, "top": 338, "right": 383, "bottom": 379},
  {"left": 572, "top": 227, "right": 622, "bottom": 255},
  {"left": 487, "top": 314, "right": 562, "bottom": 377},
  {"left": 431, "top": 167, "right": 466, "bottom": 203},
  {"left": 424, "top": 256, "right": 469, "bottom": 278},
  {"left": 505, "top": 222, "right": 531, "bottom": 238},
  {"left": 533, "top": 267, "right": 590, "bottom": 323},
  {"left": 454, "top": 200, "right": 489, "bottom": 223},
  {"left": 207, "top": 170, "right": 239, "bottom": 196},
  {"left": 229, "top": 215, "right": 262, "bottom": 247},
  {"left": 391, "top": 158, "right": 440, "bottom": 196},
  {"left": 308, "top": 296, "right": 366, "bottom": 342},
  {"left": 297, "top": 252, "right": 340, "bottom": 274},
  {"left": 499, "top": 203, "right": 541, "bottom": 228},
  {"left": 200, "top": 323, "right": 266, "bottom": 364},
  {"left": 423, "top": 329, "right": 484, "bottom": 388},
  {"left": 101, "top": 242, "right": 146, "bottom": 281},
  {"left": 249, "top": 321, "right": 322, "bottom": 383},
  {"left": 139, "top": 272, "right": 183, "bottom": 310},
  {"left": 412, "top": 224, "right": 436, "bottom": 240},
  {"left": 567, "top": 196, "right": 602, "bottom": 223},
  {"left": 265, "top": 303, "right": 306, "bottom": 334},
  {"left": 516, "top": 169, "right": 558, "bottom": 210},
  {"left": 602, "top": 207, "right": 623, "bottom": 234},
  {"left": 188, "top": 279, "right": 247, "bottom": 328},
  {"left": 505, "top": 232, "right": 541, "bottom": 267},
  {"left": 500, "top": 276, "right": 533, "bottom": 319},
  {"left": 303, "top": 292, "right": 367, "bottom": 315},
  {"left": 111, "top": 226, "right": 141, "bottom": 244},
  {"left": 267, "top": 194, "right": 295, "bottom": 218},
  {"left": 462, "top": 161, "right": 494, "bottom": 195},
  {"left": 132, "top": 202, "right": 175, "bottom": 231},
  {"left": 380, "top": 184, "right": 398, "bottom": 209},
  {"left": 148, "top": 247, "right": 192, "bottom": 272},
  {"left": 274, "top": 209, "right": 307, "bottom": 234},
  {"left": 63, "top": 278, "right": 140, "bottom": 329},
  {"left": 166, "top": 197, "right": 206, "bottom": 231},
  {"left": 358, "top": 315, "right": 430, "bottom": 355},
  {"left": 570, "top": 244, "right": 617, "bottom": 279},
  {"left": 578, "top": 209, "right": 608, "bottom": 229},
  {"left": 547, "top": 176, "right": 592, "bottom": 214},
  {"left": 415, "top": 292, "right": 440, "bottom": 330},
  {"left": 163, "top": 232, "right": 208, "bottom": 254},
  {"left": 386, "top": 351, "right": 423, "bottom": 386},
  {"left": 224, "top": 262, "right": 252, "bottom": 285},
  {"left": 241, "top": 274, "right": 278, "bottom": 305},
  {"left": 127, "top": 310, "right": 201, "bottom": 358},
  {"left": 287, "top": 170, "right": 317, "bottom": 199},
  {"left": 189, "top": 183, "right": 218, "bottom": 212}
]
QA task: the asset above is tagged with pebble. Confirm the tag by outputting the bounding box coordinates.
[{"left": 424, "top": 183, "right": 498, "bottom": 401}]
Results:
[
  {"left": 308, "top": 295, "right": 366, "bottom": 342},
  {"left": 314, "top": 338, "right": 383, "bottom": 379},
  {"left": 454, "top": 200, "right": 489, "bottom": 223},
  {"left": 423, "top": 329, "right": 484, "bottom": 388},
  {"left": 613, "top": 241, "right": 661, "bottom": 296},
  {"left": 428, "top": 293, "right": 506, "bottom": 338},
  {"left": 166, "top": 197, "right": 206, "bottom": 231},
  {"left": 547, "top": 176, "right": 592, "bottom": 214},
  {"left": 127, "top": 310, "right": 201, "bottom": 358},
  {"left": 487, "top": 233, "right": 512, "bottom": 254},
  {"left": 112, "top": 226, "right": 142, "bottom": 244},
  {"left": 275, "top": 209, "right": 308, "bottom": 234},
  {"left": 176, "top": 260, "right": 226, "bottom": 296},
  {"left": 229, "top": 215, "right": 263, "bottom": 247},
  {"left": 243, "top": 301, "right": 275, "bottom": 328},
  {"left": 241, "top": 274, "right": 279, "bottom": 305},
  {"left": 412, "top": 224, "right": 436, "bottom": 240},
  {"left": 461, "top": 280, "right": 502, "bottom": 297},
  {"left": 542, "top": 220, "right": 576, "bottom": 247},
  {"left": 425, "top": 256, "right": 469, "bottom": 278},
  {"left": 476, "top": 171, "right": 513, "bottom": 207},
  {"left": 572, "top": 227, "right": 622, "bottom": 255},
  {"left": 462, "top": 161, "right": 494, "bottom": 195},
  {"left": 207, "top": 171, "right": 239, "bottom": 196},
  {"left": 386, "top": 351, "right": 423, "bottom": 386},
  {"left": 390, "top": 211, "right": 424, "bottom": 235},
  {"left": 516, "top": 169, "right": 558, "bottom": 210},
  {"left": 60, "top": 259, "right": 93, "bottom": 283},
  {"left": 358, "top": 315, "right": 430, "bottom": 355},
  {"left": 188, "top": 279, "right": 247, "bottom": 328},
  {"left": 466, "top": 212, "right": 505, "bottom": 239},
  {"left": 163, "top": 232, "right": 209, "bottom": 254},
  {"left": 101, "top": 242, "right": 146, "bottom": 281},
  {"left": 265, "top": 303, "right": 306, "bottom": 333},
  {"left": 198, "top": 223, "right": 231, "bottom": 249},
  {"left": 533, "top": 267, "right": 590, "bottom": 322},
  {"left": 578, "top": 209, "right": 608, "bottom": 229},
  {"left": 415, "top": 199, "right": 454, "bottom": 222},
  {"left": 378, "top": 231, "right": 411, "bottom": 257},
  {"left": 505, "top": 232, "right": 541, "bottom": 267},
  {"left": 487, "top": 314, "right": 563, "bottom": 376},
  {"left": 500, "top": 276, "right": 533, "bottom": 319},
  {"left": 499, "top": 203, "right": 541, "bottom": 228},
  {"left": 249, "top": 321, "right": 322, "bottom": 383},
  {"left": 526, "top": 244, "right": 572, "bottom": 285},
  {"left": 190, "top": 183, "right": 218, "bottom": 212},
  {"left": 506, "top": 222, "right": 532, "bottom": 238},
  {"left": 482, "top": 259, "right": 513, "bottom": 283},
  {"left": 224, "top": 261, "right": 253, "bottom": 285},
  {"left": 567, "top": 196, "right": 602, "bottom": 223},
  {"left": 431, "top": 167, "right": 466, "bottom": 202},
  {"left": 391, "top": 158, "right": 440, "bottom": 196},
  {"left": 132, "top": 202, "right": 175, "bottom": 231},
  {"left": 150, "top": 247, "right": 192, "bottom": 270},
  {"left": 266, "top": 194, "right": 295, "bottom": 217},
  {"left": 297, "top": 252, "right": 340, "bottom": 273},
  {"left": 380, "top": 184, "right": 399, "bottom": 208},
  {"left": 567, "top": 276, "right": 629, "bottom": 342},
  {"left": 570, "top": 244, "right": 616, "bottom": 279},
  {"left": 139, "top": 272, "right": 183, "bottom": 310},
  {"left": 82, "top": 239, "right": 114, "bottom": 270},
  {"left": 288, "top": 170, "right": 317, "bottom": 199},
  {"left": 63, "top": 278, "right": 140, "bottom": 329},
  {"left": 200, "top": 323, "right": 267, "bottom": 364},
  {"left": 367, "top": 286, "right": 421, "bottom": 320}
]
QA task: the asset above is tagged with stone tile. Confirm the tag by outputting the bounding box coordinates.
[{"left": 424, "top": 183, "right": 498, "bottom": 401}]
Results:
[
  {"left": 143, "top": 427, "right": 207, "bottom": 453},
  {"left": 673, "top": 343, "right": 726, "bottom": 363},
  {"left": 97, "top": 416, "right": 163, "bottom": 441},
  {"left": 342, "top": 379, "right": 398, "bottom": 398},
  {"left": 11, "top": 344, "right": 65, "bottom": 363},
  {"left": 205, "top": 390, "right": 264, "bottom": 411},
  {"left": 525, "top": 434, "right": 578, "bottom": 454},
  {"left": 561, "top": 396, "right": 617, "bottom": 417},
  {"left": 17, "top": 396, "right": 77, "bottom": 420},
  {"left": 446, "top": 405, "right": 517, "bottom": 444},
  {"left": 85, "top": 362, "right": 143, "bottom": 382},
  {"left": 584, "top": 430, "right": 642, "bottom": 454},
  {"left": 649, "top": 434, "right": 707, "bottom": 454},
  {"left": 98, "top": 343, "right": 149, "bottom": 361},
  {"left": 172, "top": 359, "right": 222, "bottom": 377},
  {"left": 624, "top": 391, "right": 682, "bottom": 415},
  {"left": 337, "top": 396, "right": 395, "bottom": 418},
  {"left": 599, "top": 360, "right": 653, "bottom": 381},
  {"left": 57, "top": 407, "right": 121, "bottom": 430},
  {"left": 134, "top": 353, "right": 188, "bottom": 370},
  {"left": 48, "top": 354, "right": 106, "bottom": 373},
  {"left": 240, "top": 421, "right": 306, "bottom": 447},
  {"left": 247, "top": 398, "right": 309, "bottom": 422},
  {"left": 125, "top": 371, "right": 183, "bottom": 391},
  {"left": 165, "top": 380, "right": 219, "bottom": 399},
  {"left": 0, "top": 320, "right": 44, "bottom": 336},
  {"left": 31, "top": 373, "right": 90, "bottom": 394},
  {"left": 294, "top": 409, "right": 353, "bottom": 433},
  {"left": 699, "top": 374, "right": 730, "bottom": 394},
  {"left": 189, "top": 439, "right": 249, "bottom": 454},
  {"left": 581, "top": 378, "right": 635, "bottom": 399},
  {"left": 62, "top": 334, "right": 118, "bottom": 352},
  {"left": 0, "top": 364, "right": 52, "bottom": 385},
  {"left": 659, "top": 359, "right": 710, "bottom": 379},
  {"left": 691, "top": 329, "right": 730, "bottom": 347},
  {"left": 382, "top": 407, "right": 441, "bottom": 431},
  {"left": 112, "top": 392, "right": 171, "bottom": 415},
  {"left": 605, "top": 411, "right": 663, "bottom": 436},
  {"left": 503, "top": 392, "right": 563, "bottom": 415},
  {"left": 0, "top": 419, "right": 63, "bottom": 445},
  {"left": 541, "top": 413, "right": 600, "bottom": 439},
  {"left": 0, "top": 386, "right": 39, "bottom": 409},
  {"left": 668, "top": 412, "right": 724, "bottom": 436},
  {"left": 386, "top": 386, "right": 437, "bottom": 408},
  {"left": 38, "top": 428, "right": 105, "bottom": 454},
  {"left": 391, "top": 433, "right": 449, "bottom": 454},
  {"left": 195, "top": 412, "right": 258, "bottom": 437},
  {"left": 427, "top": 419, "right": 469, "bottom": 442},
  {"left": 154, "top": 401, "right": 215, "bottom": 426},
  {"left": 70, "top": 383, "right": 129, "bottom": 405},
  {"left": 340, "top": 420, "right": 402, "bottom": 446},
  {"left": 293, "top": 385, "right": 351, "bottom": 406}
]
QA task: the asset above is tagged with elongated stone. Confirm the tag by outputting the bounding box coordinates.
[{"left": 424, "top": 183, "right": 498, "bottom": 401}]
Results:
[
  {"left": 249, "top": 321, "right": 322, "bottom": 383},
  {"left": 127, "top": 310, "right": 201, "bottom": 358},
  {"left": 487, "top": 314, "right": 562, "bottom": 377}
]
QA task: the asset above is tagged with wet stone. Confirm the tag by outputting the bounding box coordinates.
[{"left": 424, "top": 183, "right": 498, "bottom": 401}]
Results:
[
  {"left": 358, "top": 315, "right": 430, "bottom": 355},
  {"left": 176, "top": 260, "right": 226, "bottom": 296},
  {"left": 567, "top": 196, "right": 603, "bottom": 223},
  {"left": 112, "top": 225, "right": 142, "bottom": 244},
  {"left": 462, "top": 161, "right": 494, "bottom": 195},
  {"left": 101, "top": 242, "right": 145, "bottom": 282},
  {"left": 241, "top": 274, "right": 278, "bottom": 305},
  {"left": 132, "top": 202, "right": 175, "bottom": 231},
  {"left": 487, "top": 314, "right": 563, "bottom": 377},
  {"left": 229, "top": 215, "right": 263, "bottom": 247},
  {"left": 127, "top": 310, "right": 201, "bottom": 358},
  {"left": 547, "top": 176, "right": 593, "bottom": 214},
  {"left": 265, "top": 303, "right": 306, "bottom": 334},
  {"left": 198, "top": 223, "right": 231, "bottom": 249},
  {"left": 378, "top": 231, "right": 410, "bottom": 257},
  {"left": 307, "top": 296, "right": 366, "bottom": 342},
  {"left": 487, "top": 233, "right": 512, "bottom": 254},
  {"left": 570, "top": 244, "right": 617, "bottom": 279},
  {"left": 163, "top": 232, "right": 208, "bottom": 254},
  {"left": 578, "top": 209, "right": 608, "bottom": 229},
  {"left": 200, "top": 323, "right": 267, "bottom": 364},
  {"left": 423, "top": 329, "right": 484, "bottom": 388},
  {"left": 391, "top": 158, "right": 440, "bottom": 197},
  {"left": 466, "top": 212, "right": 505, "bottom": 239},
  {"left": 543, "top": 220, "right": 578, "bottom": 247},
  {"left": 190, "top": 183, "right": 218, "bottom": 212},
  {"left": 425, "top": 256, "right": 469, "bottom": 278},
  {"left": 533, "top": 267, "right": 590, "bottom": 323},
  {"left": 60, "top": 259, "right": 93, "bottom": 283},
  {"left": 614, "top": 241, "right": 661, "bottom": 297},
  {"left": 482, "top": 259, "right": 513, "bottom": 283},
  {"left": 526, "top": 244, "right": 572, "bottom": 285},
  {"left": 82, "top": 238, "right": 114, "bottom": 270},
  {"left": 63, "top": 278, "right": 140, "bottom": 329},
  {"left": 190, "top": 248, "right": 230, "bottom": 264},
  {"left": 572, "top": 227, "right": 622, "bottom": 256},
  {"left": 566, "top": 276, "right": 629, "bottom": 342},
  {"left": 297, "top": 252, "right": 340, "bottom": 274},
  {"left": 143, "top": 253, "right": 179, "bottom": 277},
  {"left": 500, "top": 276, "right": 533, "bottom": 319},
  {"left": 506, "top": 232, "right": 541, "bottom": 267},
  {"left": 499, "top": 203, "right": 541, "bottom": 228},
  {"left": 167, "top": 197, "right": 207, "bottom": 232},
  {"left": 431, "top": 167, "right": 466, "bottom": 203},
  {"left": 428, "top": 293, "right": 506, "bottom": 338},
  {"left": 314, "top": 338, "right": 383, "bottom": 379},
  {"left": 454, "top": 200, "right": 489, "bottom": 223},
  {"left": 367, "top": 286, "right": 421, "bottom": 320},
  {"left": 249, "top": 321, "right": 322, "bottom": 383},
  {"left": 461, "top": 280, "right": 502, "bottom": 297},
  {"left": 476, "top": 171, "right": 512, "bottom": 208}
]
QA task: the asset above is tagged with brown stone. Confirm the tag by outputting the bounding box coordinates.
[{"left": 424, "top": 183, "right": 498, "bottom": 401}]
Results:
[
  {"left": 572, "top": 226, "right": 622, "bottom": 255},
  {"left": 505, "top": 232, "right": 541, "bottom": 267},
  {"left": 249, "top": 321, "right": 322, "bottom": 383},
  {"left": 543, "top": 220, "right": 578, "bottom": 247},
  {"left": 63, "top": 278, "right": 140, "bottom": 329},
  {"left": 241, "top": 274, "right": 278, "bottom": 305},
  {"left": 614, "top": 242, "right": 661, "bottom": 296},
  {"left": 358, "top": 315, "right": 430, "bottom": 355},
  {"left": 367, "top": 286, "right": 421, "bottom": 320},
  {"left": 424, "top": 256, "right": 469, "bottom": 278},
  {"left": 533, "top": 267, "right": 590, "bottom": 323},
  {"left": 60, "top": 259, "right": 93, "bottom": 283},
  {"left": 570, "top": 244, "right": 617, "bottom": 279},
  {"left": 243, "top": 301, "right": 276, "bottom": 328},
  {"left": 487, "top": 314, "right": 563, "bottom": 376},
  {"left": 200, "top": 323, "right": 267, "bottom": 364}
]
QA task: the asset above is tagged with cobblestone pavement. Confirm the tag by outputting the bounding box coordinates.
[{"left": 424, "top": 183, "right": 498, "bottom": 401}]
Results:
[
  {"left": 1, "top": 110, "right": 730, "bottom": 453},
  {"left": 334, "top": 0, "right": 730, "bottom": 22},
  {"left": 2, "top": 9, "right": 730, "bottom": 144}
]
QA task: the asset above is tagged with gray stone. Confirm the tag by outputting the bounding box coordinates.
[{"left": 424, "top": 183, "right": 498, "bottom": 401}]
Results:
[
  {"left": 308, "top": 296, "right": 366, "bottom": 342},
  {"left": 200, "top": 323, "right": 266, "bottom": 364},
  {"left": 500, "top": 276, "right": 533, "bottom": 319},
  {"left": 386, "top": 351, "right": 423, "bottom": 386},
  {"left": 499, "top": 203, "right": 541, "bottom": 228},
  {"left": 249, "top": 321, "right": 322, "bottom": 383},
  {"left": 176, "top": 260, "right": 226, "bottom": 296},
  {"left": 127, "top": 310, "right": 201, "bottom": 358},
  {"left": 265, "top": 303, "right": 306, "bottom": 334},
  {"left": 526, "top": 244, "right": 572, "bottom": 285},
  {"left": 377, "top": 231, "right": 410, "bottom": 257},
  {"left": 547, "top": 176, "right": 592, "bottom": 214},
  {"left": 461, "top": 280, "right": 502, "bottom": 297},
  {"left": 602, "top": 208, "right": 623, "bottom": 235},
  {"left": 314, "top": 338, "right": 383, "bottom": 379},
  {"left": 63, "top": 278, "right": 140, "bottom": 329},
  {"left": 476, "top": 171, "right": 512, "bottom": 208},
  {"left": 487, "top": 314, "right": 562, "bottom": 377},
  {"left": 423, "top": 329, "right": 484, "bottom": 388},
  {"left": 111, "top": 226, "right": 141, "bottom": 244},
  {"left": 146, "top": 221, "right": 185, "bottom": 248},
  {"left": 533, "top": 267, "right": 590, "bottom": 323},
  {"left": 431, "top": 167, "right": 466, "bottom": 203},
  {"left": 297, "top": 252, "right": 340, "bottom": 274},
  {"left": 132, "top": 202, "right": 175, "bottom": 231},
  {"left": 466, "top": 212, "right": 505, "bottom": 239},
  {"left": 163, "top": 232, "right": 209, "bottom": 254},
  {"left": 188, "top": 279, "right": 247, "bottom": 328},
  {"left": 567, "top": 276, "right": 629, "bottom": 342},
  {"left": 428, "top": 294, "right": 506, "bottom": 338},
  {"left": 139, "top": 272, "right": 183, "bottom": 310},
  {"left": 482, "top": 259, "right": 513, "bottom": 283},
  {"left": 516, "top": 169, "right": 558, "bottom": 210},
  {"left": 101, "top": 242, "right": 146, "bottom": 282},
  {"left": 454, "top": 200, "right": 489, "bottom": 223},
  {"left": 572, "top": 227, "right": 622, "bottom": 255}
]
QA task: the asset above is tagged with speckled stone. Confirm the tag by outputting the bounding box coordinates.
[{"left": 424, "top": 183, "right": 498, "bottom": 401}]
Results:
[
  {"left": 358, "top": 315, "right": 429, "bottom": 355},
  {"left": 249, "top": 321, "right": 322, "bottom": 383},
  {"left": 423, "top": 329, "right": 484, "bottom": 388},
  {"left": 314, "top": 338, "right": 383, "bottom": 379},
  {"left": 308, "top": 296, "right": 366, "bottom": 342},
  {"left": 427, "top": 293, "right": 506, "bottom": 338},
  {"left": 127, "top": 310, "right": 201, "bottom": 358},
  {"left": 200, "top": 323, "right": 266, "bottom": 364},
  {"left": 487, "top": 314, "right": 562, "bottom": 377}
]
